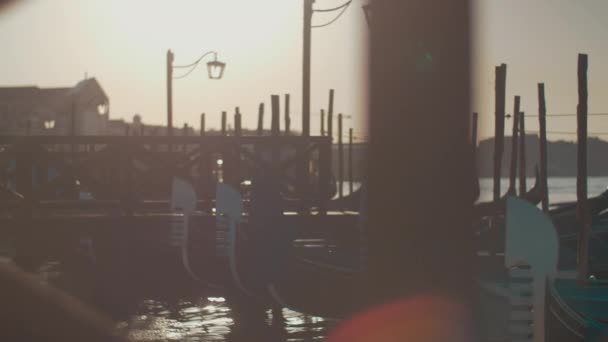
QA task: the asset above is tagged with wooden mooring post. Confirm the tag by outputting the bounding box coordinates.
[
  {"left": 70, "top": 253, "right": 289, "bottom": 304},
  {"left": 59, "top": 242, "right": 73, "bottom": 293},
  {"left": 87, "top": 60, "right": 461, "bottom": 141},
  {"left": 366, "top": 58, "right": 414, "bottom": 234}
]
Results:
[
  {"left": 271, "top": 95, "right": 281, "bottom": 173},
  {"left": 518, "top": 111, "right": 527, "bottom": 195},
  {"left": 221, "top": 111, "right": 227, "bottom": 136},
  {"left": 472, "top": 113, "right": 479, "bottom": 201},
  {"left": 321, "top": 109, "right": 325, "bottom": 136},
  {"left": 471, "top": 112, "right": 478, "bottom": 147},
  {"left": 234, "top": 107, "right": 242, "bottom": 137},
  {"left": 271, "top": 95, "right": 280, "bottom": 137},
  {"left": 493, "top": 64, "right": 507, "bottom": 203},
  {"left": 328, "top": 89, "right": 334, "bottom": 141},
  {"left": 338, "top": 114, "right": 343, "bottom": 199},
  {"left": 349, "top": 127, "right": 353, "bottom": 195},
  {"left": 508, "top": 96, "right": 520, "bottom": 195},
  {"left": 538, "top": 83, "right": 549, "bottom": 211},
  {"left": 200, "top": 113, "right": 205, "bottom": 136},
  {"left": 285, "top": 94, "right": 291, "bottom": 135},
  {"left": 257, "top": 103, "right": 264, "bottom": 136},
  {"left": 577, "top": 53, "right": 590, "bottom": 286}
]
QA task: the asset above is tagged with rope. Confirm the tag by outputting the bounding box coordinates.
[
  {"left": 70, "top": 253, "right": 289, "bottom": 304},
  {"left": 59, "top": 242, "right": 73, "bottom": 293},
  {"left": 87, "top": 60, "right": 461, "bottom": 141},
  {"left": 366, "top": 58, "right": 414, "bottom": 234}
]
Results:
[
  {"left": 173, "top": 65, "right": 198, "bottom": 79},
  {"left": 312, "top": 2, "right": 350, "bottom": 28},
  {"left": 314, "top": 0, "right": 352, "bottom": 12}
]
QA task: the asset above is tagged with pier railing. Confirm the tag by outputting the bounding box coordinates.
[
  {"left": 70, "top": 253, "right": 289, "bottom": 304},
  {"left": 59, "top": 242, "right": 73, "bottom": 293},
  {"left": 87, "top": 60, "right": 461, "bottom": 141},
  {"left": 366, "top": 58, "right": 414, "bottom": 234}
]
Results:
[{"left": 0, "top": 135, "right": 332, "bottom": 216}]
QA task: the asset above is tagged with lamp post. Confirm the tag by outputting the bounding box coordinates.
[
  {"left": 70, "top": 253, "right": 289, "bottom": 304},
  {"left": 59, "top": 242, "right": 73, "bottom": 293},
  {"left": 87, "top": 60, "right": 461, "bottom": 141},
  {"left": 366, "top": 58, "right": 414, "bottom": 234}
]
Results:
[
  {"left": 303, "top": 0, "right": 352, "bottom": 137},
  {"left": 303, "top": 0, "right": 314, "bottom": 137},
  {"left": 166, "top": 49, "right": 226, "bottom": 136}
]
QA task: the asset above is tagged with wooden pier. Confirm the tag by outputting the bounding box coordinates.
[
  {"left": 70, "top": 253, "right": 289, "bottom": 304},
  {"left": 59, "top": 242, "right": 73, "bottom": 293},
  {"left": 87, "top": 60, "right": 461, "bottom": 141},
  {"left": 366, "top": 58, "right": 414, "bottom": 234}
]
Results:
[{"left": 0, "top": 135, "right": 357, "bottom": 267}]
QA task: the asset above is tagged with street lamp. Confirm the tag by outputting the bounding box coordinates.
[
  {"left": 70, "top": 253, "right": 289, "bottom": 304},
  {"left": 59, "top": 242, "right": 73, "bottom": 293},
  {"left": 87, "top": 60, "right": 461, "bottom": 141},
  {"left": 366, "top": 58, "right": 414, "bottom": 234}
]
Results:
[
  {"left": 166, "top": 50, "right": 226, "bottom": 136},
  {"left": 43, "top": 119, "right": 55, "bottom": 130},
  {"left": 207, "top": 55, "right": 226, "bottom": 80}
]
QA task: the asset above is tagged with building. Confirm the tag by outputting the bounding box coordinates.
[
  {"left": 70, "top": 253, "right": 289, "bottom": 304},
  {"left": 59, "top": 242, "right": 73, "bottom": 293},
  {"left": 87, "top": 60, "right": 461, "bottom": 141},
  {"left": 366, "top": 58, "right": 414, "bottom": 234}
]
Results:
[{"left": 0, "top": 77, "right": 109, "bottom": 135}]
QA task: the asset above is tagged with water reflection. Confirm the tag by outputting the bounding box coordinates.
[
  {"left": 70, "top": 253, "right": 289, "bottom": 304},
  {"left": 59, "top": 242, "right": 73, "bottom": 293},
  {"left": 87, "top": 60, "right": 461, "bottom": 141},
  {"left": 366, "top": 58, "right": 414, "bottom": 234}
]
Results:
[
  {"left": 115, "top": 296, "right": 335, "bottom": 341},
  {"left": 12, "top": 259, "right": 337, "bottom": 341}
]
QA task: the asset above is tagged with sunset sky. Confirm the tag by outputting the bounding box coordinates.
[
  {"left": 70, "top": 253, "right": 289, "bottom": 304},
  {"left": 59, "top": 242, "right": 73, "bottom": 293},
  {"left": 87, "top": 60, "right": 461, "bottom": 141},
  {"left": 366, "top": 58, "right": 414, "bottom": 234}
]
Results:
[{"left": 2, "top": 0, "right": 608, "bottom": 142}]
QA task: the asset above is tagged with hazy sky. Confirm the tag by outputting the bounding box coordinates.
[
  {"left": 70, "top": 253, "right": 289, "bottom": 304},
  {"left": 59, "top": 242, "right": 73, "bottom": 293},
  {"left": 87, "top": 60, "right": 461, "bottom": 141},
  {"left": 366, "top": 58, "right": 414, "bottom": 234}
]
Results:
[
  {"left": 0, "top": 0, "right": 369, "bottom": 140},
  {"left": 2, "top": 1, "right": 608, "bottom": 142},
  {"left": 472, "top": 0, "right": 608, "bottom": 141}
]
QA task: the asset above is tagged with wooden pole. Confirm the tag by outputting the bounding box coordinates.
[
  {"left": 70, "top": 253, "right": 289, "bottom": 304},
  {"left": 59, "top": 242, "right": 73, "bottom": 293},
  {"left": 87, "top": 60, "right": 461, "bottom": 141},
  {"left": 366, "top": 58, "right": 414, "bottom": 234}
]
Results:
[
  {"left": 338, "top": 114, "right": 343, "bottom": 199},
  {"left": 493, "top": 64, "right": 507, "bottom": 203},
  {"left": 508, "top": 96, "right": 520, "bottom": 195},
  {"left": 221, "top": 111, "right": 227, "bottom": 136},
  {"left": 200, "top": 113, "right": 205, "bottom": 136},
  {"left": 271, "top": 95, "right": 281, "bottom": 175},
  {"left": 328, "top": 89, "right": 334, "bottom": 141},
  {"left": 577, "top": 53, "right": 590, "bottom": 286},
  {"left": 518, "top": 111, "right": 527, "bottom": 195},
  {"left": 166, "top": 50, "right": 174, "bottom": 137},
  {"left": 285, "top": 94, "right": 291, "bottom": 135},
  {"left": 234, "top": 107, "right": 242, "bottom": 137},
  {"left": 321, "top": 109, "right": 325, "bottom": 136},
  {"left": 257, "top": 103, "right": 264, "bottom": 136},
  {"left": 471, "top": 112, "right": 478, "bottom": 147},
  {"left": 271, "top": 95, "right": 280, "bottom": 137},
  {"left": 349, "top": 127, "right": 354, "bottom": 195},
  {"left": 538, "top": 83, "right": 549, "bottom": 211}
]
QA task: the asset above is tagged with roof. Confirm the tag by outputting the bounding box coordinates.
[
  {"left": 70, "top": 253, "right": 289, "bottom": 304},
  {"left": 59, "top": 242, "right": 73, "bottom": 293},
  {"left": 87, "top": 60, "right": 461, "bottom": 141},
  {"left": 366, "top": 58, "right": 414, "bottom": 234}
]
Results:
[{"left": 0, "top": 78, "right": 108, "bottom": 117}]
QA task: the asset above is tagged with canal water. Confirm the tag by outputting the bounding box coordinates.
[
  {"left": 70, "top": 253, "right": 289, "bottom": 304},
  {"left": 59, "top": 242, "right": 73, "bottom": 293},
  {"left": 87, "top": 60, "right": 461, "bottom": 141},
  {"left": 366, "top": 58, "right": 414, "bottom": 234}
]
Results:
[{"left": 7, "top": 178, "right": 608, "bottom": 341}]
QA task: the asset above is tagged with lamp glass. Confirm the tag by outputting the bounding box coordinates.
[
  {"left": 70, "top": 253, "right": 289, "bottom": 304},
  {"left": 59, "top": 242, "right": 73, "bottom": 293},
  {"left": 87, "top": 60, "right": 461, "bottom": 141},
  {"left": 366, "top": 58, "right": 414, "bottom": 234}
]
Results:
[
  {"left": 207, "top": 60, "right": 226, "bottom": 80},
  {"left": 44, "top": 119, "right": 55, "bottom": 129}
]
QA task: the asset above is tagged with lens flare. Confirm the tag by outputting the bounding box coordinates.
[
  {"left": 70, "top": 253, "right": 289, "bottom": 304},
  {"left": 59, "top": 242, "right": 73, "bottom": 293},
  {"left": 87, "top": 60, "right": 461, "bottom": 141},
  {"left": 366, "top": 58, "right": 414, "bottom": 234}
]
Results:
[{"left": 326, "top": 295, "right": 473, "bottom": 342}]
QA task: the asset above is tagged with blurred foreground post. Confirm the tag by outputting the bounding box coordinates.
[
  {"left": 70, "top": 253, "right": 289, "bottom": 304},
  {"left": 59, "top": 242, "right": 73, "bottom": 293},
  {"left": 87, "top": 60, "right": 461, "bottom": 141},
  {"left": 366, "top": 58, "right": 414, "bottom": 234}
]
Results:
[
  {"left": 367, "top": 0, "right": 473, "bottom": 309},
  {"left": 0, "top": 263, "right": 123, "bottom": 341}
]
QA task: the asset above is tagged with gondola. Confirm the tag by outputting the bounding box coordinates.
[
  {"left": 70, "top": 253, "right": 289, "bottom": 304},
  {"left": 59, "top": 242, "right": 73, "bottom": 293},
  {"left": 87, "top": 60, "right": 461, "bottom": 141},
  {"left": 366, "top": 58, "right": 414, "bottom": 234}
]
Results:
[
  {"left": 327, "top": 185, "right": 362, "bottom": 212},
  {"left": 475, "top": 186, "right": 608, "bottom": 256},
  {"left": 220, "top": 171, "right": 599, "bottom": 320},
  {"left": 477, "top": 197, "right": 608, "bottom": 341},
  {"left": 212, "top": 173, "right": 366, "bottom": 319},
  {"left": 473, "top": 166, "right": 542, "bottom": 218}
]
